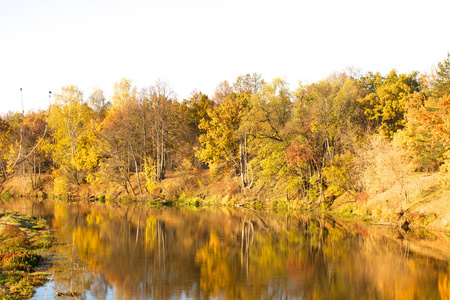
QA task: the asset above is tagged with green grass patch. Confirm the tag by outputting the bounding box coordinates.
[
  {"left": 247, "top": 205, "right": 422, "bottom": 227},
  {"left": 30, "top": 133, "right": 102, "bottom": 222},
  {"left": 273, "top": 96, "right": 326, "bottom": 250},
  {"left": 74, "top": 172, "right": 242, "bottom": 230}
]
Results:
[
  {"left": 417, "top": 214, "right": 438, "bottom": 226},
  {"left": 1, "top": 250, "right": 41, "bottom": 271},
  {"left": 254, "top": 202, "right": 264, "bottom": 209},
  {"left": 0, "top": 209, "right": 53, "bottom": 299},
  {"left": 339, "top": 203, "right": 355, "bottom": 216},
  {"left": 182, "top": 197, "right": 202, "bottom": 207},
  {"left": 1, "top": 192, "right": 13, "bottom": 200},
  {"left": 97, "top": 194, "right": 106, "bottom": 203},
  {"left": 32, "top": 233, "right": 53, "bottom": 249}
]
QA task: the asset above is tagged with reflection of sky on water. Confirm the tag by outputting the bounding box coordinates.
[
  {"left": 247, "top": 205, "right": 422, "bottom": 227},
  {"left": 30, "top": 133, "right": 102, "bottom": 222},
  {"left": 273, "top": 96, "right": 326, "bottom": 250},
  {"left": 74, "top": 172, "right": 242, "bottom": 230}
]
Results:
[
  {"left": 31, "top": 255, "right": 116, "bottom": 300},
  {"left": 32, "top": 280, "right": 112, "bottom": 300},
  {"left": 34, "top": 279, "right": 206, "bottom": 300},
  {"left": 33, "top": 281, "right": 115, "bottom": 300}
]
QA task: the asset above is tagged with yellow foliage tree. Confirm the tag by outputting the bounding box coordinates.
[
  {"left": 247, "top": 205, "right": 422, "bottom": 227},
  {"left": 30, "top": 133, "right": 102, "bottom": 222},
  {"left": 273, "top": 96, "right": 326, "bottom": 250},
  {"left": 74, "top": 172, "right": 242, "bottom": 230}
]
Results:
[{"left": 47, "top": 85, "right": 98, "bottom": 191}]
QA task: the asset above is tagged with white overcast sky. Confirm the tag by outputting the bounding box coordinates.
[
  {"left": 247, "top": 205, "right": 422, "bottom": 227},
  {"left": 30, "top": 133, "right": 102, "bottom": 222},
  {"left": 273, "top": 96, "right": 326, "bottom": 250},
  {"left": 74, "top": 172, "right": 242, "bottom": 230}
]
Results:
[{"left": 1, "top": 0, "right": 449, "bottom": 114}]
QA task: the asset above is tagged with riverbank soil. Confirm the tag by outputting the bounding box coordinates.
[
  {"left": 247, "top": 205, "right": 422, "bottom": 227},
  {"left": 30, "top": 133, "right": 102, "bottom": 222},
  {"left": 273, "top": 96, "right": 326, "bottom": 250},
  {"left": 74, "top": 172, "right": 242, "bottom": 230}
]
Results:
[{"left": 0, "top": 209, "right": 53, "bottom": 299}]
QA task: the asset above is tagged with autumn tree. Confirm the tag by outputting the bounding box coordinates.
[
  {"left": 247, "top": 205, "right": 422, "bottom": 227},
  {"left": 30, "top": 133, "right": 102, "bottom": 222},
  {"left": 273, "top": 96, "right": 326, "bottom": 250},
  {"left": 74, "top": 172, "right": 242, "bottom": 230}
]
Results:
[
  {"left": 196, "top": 74, "right": 265, "bottom": 189},
  {"left": 394, "top": 93, "right": 446, "bottom": 172},
  {"left": 0, "top": 116, "right": 10, "bottom": 182},
  {"left": 395, "top": 92, "right": 450, "bottom": 184},
  {"left": 243, "top": 77, "right": 292, "bottom": 190},
  {"left": 359, "top": 70, "right": 420, "bottom": 138},
  {"left": 196, "top": 93, "right": 247, "bottom": 181},
  {"left": 99, "top": 78, "right": 181, "bottom": 196},
  {"left": 286, "top": 74, "right": 366, "bottom": 202},
  {"left": 88, "top": 88, "right": 110, "bottom": 121},
  {"left": 47, "top": 85, "right": 97, "bottom": 193},
  {"left": 99, "top": 78, "right": 140, "bottom": 195},
  {"left": 1, "top": 112, "right": 25, "bottom": 187},
  {"left": 0, "top": 109, "right": 50, "bottom": 189},
  {"left": 178, "top": 91, "right": 214, "bottom": 168},
  {"left": 148, "top": 80, "right": 177, "bottom": 182},
  {"left": 21, "top": 110, "right": 50, "bottom": 190},
  {"left": 233, "top": 73, "right": 264, "bottom": 95},
  {"left": 211, "top": 80, "right": 233, "bottom": 104},
  {"left": 432, "top": 52, "right": 450, "bottom": 97}
]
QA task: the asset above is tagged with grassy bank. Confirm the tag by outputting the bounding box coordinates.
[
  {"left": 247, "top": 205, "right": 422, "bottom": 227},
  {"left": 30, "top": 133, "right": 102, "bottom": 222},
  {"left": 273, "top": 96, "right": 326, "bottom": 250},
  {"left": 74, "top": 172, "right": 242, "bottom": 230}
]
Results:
[
  {"left": 157, "top": 170, "right": 450, "bottom": 232},
  {"left": 153, "top": 170, "right": 450, "bottom": 232},
  {"left": 0, "top": 209, "right": 53, "bottom": 299},
  {"left": 2, "top": 169, "right": 450, "bottom": 232}
]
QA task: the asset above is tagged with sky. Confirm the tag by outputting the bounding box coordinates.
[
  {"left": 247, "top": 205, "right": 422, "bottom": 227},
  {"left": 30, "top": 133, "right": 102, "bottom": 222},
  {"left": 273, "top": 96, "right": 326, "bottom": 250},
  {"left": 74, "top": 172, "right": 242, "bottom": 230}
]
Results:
[{"left": 1, "top": 0, "right": 450, "bottom": 114}]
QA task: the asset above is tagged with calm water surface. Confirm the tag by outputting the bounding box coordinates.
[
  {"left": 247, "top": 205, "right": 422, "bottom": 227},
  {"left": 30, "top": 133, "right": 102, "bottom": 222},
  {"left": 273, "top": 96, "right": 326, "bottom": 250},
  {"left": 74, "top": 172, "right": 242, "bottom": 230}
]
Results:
[{"left": 1, "top": 198, "right": 450, "bottom": 299}]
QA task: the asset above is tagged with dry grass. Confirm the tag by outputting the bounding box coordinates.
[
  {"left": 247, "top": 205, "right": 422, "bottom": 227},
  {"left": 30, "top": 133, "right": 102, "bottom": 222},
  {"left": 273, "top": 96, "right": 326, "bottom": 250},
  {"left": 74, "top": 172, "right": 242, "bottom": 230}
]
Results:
[{"left": 336, "top": 171, "right": 450, "bottom": 230}]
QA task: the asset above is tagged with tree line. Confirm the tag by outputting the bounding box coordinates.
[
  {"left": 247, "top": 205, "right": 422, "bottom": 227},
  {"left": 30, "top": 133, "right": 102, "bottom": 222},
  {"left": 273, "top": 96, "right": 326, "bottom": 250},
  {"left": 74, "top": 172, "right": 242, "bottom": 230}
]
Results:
[{"left": 1, "top": 53, "right": 450, "bottom": 204}]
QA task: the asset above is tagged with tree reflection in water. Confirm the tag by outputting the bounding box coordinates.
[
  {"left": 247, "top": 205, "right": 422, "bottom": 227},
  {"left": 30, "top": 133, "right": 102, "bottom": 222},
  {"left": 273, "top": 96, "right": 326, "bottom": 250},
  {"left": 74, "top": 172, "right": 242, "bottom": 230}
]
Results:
[
  {"left": 1, "top": 198, "right": 450, "bottom": 299},
  {"left": 240, "top": 219, "right": 254, "bottom": 279}
]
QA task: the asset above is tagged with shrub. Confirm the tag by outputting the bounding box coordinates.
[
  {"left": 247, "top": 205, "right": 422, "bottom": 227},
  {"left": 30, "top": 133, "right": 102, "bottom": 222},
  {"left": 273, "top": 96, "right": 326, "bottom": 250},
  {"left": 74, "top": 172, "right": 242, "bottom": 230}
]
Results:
[{"left": 356, "top": 136, "right": 413, "bottom": 203}]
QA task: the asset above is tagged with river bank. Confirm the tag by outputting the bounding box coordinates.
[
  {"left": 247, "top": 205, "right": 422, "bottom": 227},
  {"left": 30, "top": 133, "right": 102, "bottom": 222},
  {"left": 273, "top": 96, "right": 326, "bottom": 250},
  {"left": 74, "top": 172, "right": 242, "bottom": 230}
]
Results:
[
  {"left": 331, "top": 172, "right": 450, "bottom": 232},
  {"left": 1, "top": 170, "right": 449, "bottom": 233},
  {"left": 0, "top": 209, "right": 53, "bottom": 299}
]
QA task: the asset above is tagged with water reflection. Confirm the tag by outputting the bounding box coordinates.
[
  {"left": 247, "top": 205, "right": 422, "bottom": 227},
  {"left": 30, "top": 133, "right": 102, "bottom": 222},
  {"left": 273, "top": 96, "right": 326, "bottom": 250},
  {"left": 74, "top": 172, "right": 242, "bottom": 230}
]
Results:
[{"left": 1, "top": 198, "right": 450, "bottom": 299}]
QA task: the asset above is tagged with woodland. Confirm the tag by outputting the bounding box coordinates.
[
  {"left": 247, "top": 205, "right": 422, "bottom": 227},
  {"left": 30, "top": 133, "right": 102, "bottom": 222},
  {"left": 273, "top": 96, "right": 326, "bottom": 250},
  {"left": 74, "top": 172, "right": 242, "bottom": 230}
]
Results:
[{"left": 1, "top": 54, "right": 450, "bottom": 212}]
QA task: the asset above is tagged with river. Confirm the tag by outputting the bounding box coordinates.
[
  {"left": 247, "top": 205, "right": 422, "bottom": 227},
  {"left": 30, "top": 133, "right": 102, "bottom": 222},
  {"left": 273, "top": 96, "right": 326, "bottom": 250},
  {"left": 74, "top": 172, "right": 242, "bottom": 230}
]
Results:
[{"left": 1, "top": 198, "right": 450, "bottom": 299}]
